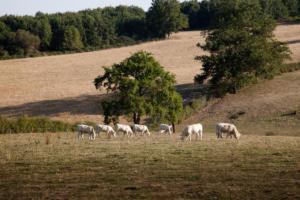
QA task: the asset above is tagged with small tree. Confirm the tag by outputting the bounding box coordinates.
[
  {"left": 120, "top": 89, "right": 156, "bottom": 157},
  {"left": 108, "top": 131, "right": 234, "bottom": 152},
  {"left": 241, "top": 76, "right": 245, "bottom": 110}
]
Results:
[
  {"left": 94, "top": 51, "right": 183, "bottom": 128},
  {"left": 195, "top": 0, "right": 290, "bottom": 97},
  {"left": 146, "top": 0, "right": 188, "bottom": 38}
]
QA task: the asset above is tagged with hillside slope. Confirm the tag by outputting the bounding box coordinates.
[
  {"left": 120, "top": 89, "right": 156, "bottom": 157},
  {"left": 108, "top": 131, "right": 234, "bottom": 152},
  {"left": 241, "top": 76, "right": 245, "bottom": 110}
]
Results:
[
  {"left": 184, "top": 70, "right": 300, "bottom": 136},
  {"left": 0, "top": 24, "right": 300, "bottom": 125}
]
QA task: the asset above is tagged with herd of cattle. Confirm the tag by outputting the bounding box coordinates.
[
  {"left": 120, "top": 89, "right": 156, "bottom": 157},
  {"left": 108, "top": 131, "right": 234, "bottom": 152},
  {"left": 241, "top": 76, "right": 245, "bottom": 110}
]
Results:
[{"left": 77, "top": 122, "right": 241, "bottom": 141}]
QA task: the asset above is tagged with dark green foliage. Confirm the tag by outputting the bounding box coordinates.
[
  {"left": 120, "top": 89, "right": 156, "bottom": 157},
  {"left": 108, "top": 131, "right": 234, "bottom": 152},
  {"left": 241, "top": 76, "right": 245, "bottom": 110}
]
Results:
[
  {"left": 5, "top": 29, "right": 41, "bottom": 56},
  {"left": 0, "top": 116, "right": 75, "bottom": 134},
  {"left": 61, "top": 26, "right": 83, "bottom": 50},
  {"left": 278, "top": 62, "right": 300, "bottom": 73},
  {"left": 195, "top": 0, "right": 291, "bottom": 97},
  {"left": 94, "top": 51, "right": 183, "bottom": 126},
  {"left": 260, "top": 0, "right": 289, "bottom": 19},
  {"left": 0, "top": 6, "right": 155, "bottom": 59},
  {"left": 30, "top": 18, "right": 52, "bottom": 50},
  {"left": 181, "top": 0, "right": 300, "bottom": 29},
  {"left": 147, "top": 0, "right": 188, "bottom": 38},
  {"left": 283, "top": 0, "right": 299, "bottom": 16},
  {"left": 15, "top": 29, "right": 40, "bottom": 54},
  {"left": 1, "top": 1, "right": 299, "bottom": 59},
  {"left": 180, "top": 0, "right": 200, "bottom": 29}
]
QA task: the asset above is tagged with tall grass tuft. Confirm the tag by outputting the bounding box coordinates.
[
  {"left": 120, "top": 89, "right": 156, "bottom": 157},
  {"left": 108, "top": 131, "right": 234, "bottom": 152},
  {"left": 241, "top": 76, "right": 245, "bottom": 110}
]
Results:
[{"left": 45, "top": 134, "right": 51, "bottom": 145}]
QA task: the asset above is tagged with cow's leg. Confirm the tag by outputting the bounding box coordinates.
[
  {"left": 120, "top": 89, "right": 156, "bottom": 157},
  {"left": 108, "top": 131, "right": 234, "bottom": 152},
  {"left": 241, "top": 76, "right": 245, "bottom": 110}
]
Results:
[
  {"left": 226, "top": 133, "right": 230, "bottom": 139},
  {"left": 217, "top": 131, "right": 221, "bottom": 139},
  {"left": 200, "top": 131, "right": 203, "bottom": 141},
  {"left": 185, "top": 136, "right": 189, "bottom": 142},
  {"left": 221, "top": 132, "right": 224, "bottom": 139}
]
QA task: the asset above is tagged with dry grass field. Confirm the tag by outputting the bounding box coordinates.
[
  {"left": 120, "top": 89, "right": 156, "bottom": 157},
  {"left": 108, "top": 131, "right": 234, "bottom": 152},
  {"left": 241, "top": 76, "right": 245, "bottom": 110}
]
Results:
[
  {"left": 185, "top": 70, "right": 300, "bottom": 136},
  {"left": 0, "top": 24, "right": 300, "bottom": 200},
  {"left": 1, "top": 24, "right": 300, "bottom": 123},
  {"left": 0, "top": 132, "right": 299, "bottom": 200}
]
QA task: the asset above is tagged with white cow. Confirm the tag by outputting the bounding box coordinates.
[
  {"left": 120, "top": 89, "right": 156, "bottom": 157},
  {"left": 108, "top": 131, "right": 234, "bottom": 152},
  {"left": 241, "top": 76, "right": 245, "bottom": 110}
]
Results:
[
  {"left": 159, "top": 124, "right": 173, "bottom": 134},
  {"left": 77, "top": 124, "right": 96, "bottom": 140},
  {"left": 115, "top": 124, "right": 133, "bottom": 136},
  {"left": 216, "top": 123, "right": 241, "bottom": 140},
  {"left": 181, "top": 123, "right": 203, "bottom": 141},
  {"left": 132, "top": 124, "right": 151, "bottom": 136},
  {"left": 96, "top": 124, "right": 116, "bottom": 137}
]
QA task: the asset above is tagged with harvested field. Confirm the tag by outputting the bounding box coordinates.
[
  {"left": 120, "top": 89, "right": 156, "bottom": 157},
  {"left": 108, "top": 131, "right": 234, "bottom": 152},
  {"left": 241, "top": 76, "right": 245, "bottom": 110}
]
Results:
[{"left": 0, "top": 24, "right": 300, "bottom": 123}]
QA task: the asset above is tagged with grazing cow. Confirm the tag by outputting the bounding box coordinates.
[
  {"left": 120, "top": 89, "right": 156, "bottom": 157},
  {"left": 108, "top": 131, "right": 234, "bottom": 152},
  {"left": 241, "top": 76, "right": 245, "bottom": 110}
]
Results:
[
  {"left": 216, "top": 123, "right": 241, "bottom": 140},
  {"left": 115, "top": 124, "right": 133, "bottom": 136},
  {"left": 96, "top": 124, "right": 116, "bottom": 137},
  {"left": 77, "top": 124, "right": 96, "bottom": 140},
  {"left": 132, "top": 124, "right": 151, "bottom": 136},
  {"left": 181, "top": 123, "right": 203, "bottom": 141},
  {"left": 159, "top": 124, "right": 173, "bottom": 134}
]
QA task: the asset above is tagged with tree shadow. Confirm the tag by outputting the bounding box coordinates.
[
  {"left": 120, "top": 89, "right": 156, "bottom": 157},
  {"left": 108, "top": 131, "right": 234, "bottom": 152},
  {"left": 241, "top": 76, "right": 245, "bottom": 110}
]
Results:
[
  {"left": 0, "top": 94, "right": 108, "bottom": 118},
  {"left": 284, "top": 39, "right": 300, "bottom": 45},
  {"left": 176, "top": 83, "right": 208, "bottom": 102},
  {"left": 0, "top": 83, "right": 208, "bottom": 118}
]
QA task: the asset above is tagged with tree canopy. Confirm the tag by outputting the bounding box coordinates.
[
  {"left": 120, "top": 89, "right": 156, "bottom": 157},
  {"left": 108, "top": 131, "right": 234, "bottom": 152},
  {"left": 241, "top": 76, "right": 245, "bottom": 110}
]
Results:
[
  {"left": 146, "top": 0, "right": 188, "bottom": 38},
  {"left": 1, "top": 1, "right": 300, "bottom": 59},
  {"left": 94, "top": 51, "right": 183, "bottom": 127},
  {"left": 195, "top": 0, "right": 291, "bottom": 96}
]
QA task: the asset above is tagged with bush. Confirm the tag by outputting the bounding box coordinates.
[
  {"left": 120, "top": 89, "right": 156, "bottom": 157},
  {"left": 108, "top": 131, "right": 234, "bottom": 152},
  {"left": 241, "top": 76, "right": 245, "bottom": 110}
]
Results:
[
  {"left": 0, "top": 116, "right": 76, "bottom": 134},
  {"left": 182, "top": 97, "right": 207, "bottom": 120}
]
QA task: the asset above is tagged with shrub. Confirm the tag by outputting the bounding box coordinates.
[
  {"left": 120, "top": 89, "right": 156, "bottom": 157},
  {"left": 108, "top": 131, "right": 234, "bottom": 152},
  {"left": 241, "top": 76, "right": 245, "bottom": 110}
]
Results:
[
  {"left": 182, "top": 97, "right": 207, "bottom": 120},
  {"left": 0, "top": 116, "right": 76, "bottom": 134}
]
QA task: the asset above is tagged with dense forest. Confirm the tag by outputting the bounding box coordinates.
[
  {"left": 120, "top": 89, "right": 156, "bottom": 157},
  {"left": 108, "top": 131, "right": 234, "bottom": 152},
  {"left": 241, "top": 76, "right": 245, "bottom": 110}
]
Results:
[{"left": 0, "top": 0, "right": 300, "bottom": 59}]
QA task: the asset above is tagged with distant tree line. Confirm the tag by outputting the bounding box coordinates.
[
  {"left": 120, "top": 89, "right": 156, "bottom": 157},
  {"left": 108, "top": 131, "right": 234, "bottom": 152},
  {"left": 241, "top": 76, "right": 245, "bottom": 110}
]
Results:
[
  {"left": 0, "top": 1, "right": 187, "bottom": 59},
  {"left": 1, "top": 0, "right": 300, "bottom": 59},
  {"left": 181, "top": 0, "right": 300, "bottom": 30}
]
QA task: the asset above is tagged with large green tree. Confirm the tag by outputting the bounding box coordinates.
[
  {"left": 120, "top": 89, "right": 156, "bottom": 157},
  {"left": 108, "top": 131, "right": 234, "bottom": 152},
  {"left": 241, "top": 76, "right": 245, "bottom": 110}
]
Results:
[
  {"left": 61, "top": 26, "right": 83, "bottom": 50},
  {"left": 195, "top": 0, "right": 290, "bottom": 96},
  {"left": 180, "top": 0, "right": 200, "bottom": 29},
  {"left": 94, "top": 51, "right": 183, "bottom": 129},
  {"left": 146, "top": 0, "right": 188, "bottom": 38}
]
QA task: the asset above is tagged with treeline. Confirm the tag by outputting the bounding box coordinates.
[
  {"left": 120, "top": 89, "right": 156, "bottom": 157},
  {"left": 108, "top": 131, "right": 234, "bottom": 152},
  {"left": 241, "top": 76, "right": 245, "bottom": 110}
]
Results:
[
  {"left": 0, "top": 6, "right": 149, "bottom": 59},
  {"left": 1, "top": 0, "right": 300, "bottom": 59},
  {"left": 0, "top": 0, "right": 187, "bottom": 59},
  {"left": 181, "top": 0, "right": 300, "bottom": 30}
]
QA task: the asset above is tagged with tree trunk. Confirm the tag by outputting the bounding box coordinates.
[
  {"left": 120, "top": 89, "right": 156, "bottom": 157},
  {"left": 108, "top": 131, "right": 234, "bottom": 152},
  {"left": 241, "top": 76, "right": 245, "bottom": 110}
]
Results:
[
  {"left": 172, "top": 122, "right": 175, "bottom": 133},
  {"left": 133, "top": 112, "right": 137, "bottom": 124},
  {"left": 136, "top": 113, "right": 141, "bottom": 125}
]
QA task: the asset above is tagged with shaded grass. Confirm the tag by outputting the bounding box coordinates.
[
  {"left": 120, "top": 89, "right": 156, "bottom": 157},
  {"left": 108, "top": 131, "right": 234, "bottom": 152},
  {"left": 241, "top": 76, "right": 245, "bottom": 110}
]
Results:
[{"left": 0, "top": 133, "right": 299, "bottom": 199}]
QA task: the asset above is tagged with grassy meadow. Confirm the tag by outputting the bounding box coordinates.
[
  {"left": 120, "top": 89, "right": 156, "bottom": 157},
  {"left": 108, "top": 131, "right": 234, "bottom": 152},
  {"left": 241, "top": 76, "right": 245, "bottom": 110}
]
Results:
[{"left": 0, "top": 132, "right": 299, "bottom": 199}]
